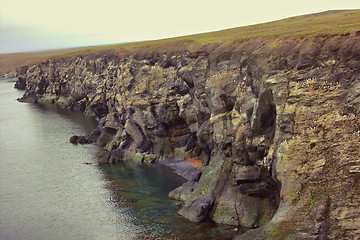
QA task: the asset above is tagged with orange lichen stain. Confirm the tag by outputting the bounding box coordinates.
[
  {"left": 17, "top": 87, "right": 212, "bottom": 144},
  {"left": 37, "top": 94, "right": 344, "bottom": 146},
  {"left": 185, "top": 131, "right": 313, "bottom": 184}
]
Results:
[
  {"left": 185, "top": 157, "right": 203, "bottom": 170},
  {"left": 215, "top": 201, "right": 224, "bottom": 211}
]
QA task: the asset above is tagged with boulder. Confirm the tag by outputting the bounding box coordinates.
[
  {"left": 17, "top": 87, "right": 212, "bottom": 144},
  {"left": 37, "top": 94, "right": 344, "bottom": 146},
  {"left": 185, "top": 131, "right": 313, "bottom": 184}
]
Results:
[
  {"left": 168, "top": 180, "right": 197, "bottom": 202},
  {"left": 178, "top": 187, "right": 214, "bottom": 223},
  {"left": 69, "top": 135, "right": 79, "bottom": 144}
]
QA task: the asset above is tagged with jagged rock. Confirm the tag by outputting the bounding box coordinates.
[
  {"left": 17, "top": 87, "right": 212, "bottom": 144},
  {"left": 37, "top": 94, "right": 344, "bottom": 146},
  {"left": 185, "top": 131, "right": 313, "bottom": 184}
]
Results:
[
  {"left": 14, "top": 32, "right": 360, "bottom": 239},
  {"left": 124, "top": 118, "right": 145, "bottom": 150},
  {"left": 91, "top": 102, "right": 108, "bottom": 118},
  {"left": 235, "top": 165, "right": 262, "bottom": 183},
  {"left": 178, "top": 187, "right": 214, "bottom": 223},
  {"left": 14, "top": 77, "right": 26, "bottom": 89},
  {"left": 238, "top": 182, "right": 269, "bottom": 197},
  {"left": 168, "top": 180, "right": 197, "bottom": 202},
  {"left": 87, "top": 129, "right": 101, "bottom": 143},
  {"left": 96, "top": 127, "right": 117, "bottom": 147},
  {"left": 98, "top": 149, "right": 124, "bottom": 163},
  {"left": 70, "top": 135, "right": 92, "bottom": 144}
]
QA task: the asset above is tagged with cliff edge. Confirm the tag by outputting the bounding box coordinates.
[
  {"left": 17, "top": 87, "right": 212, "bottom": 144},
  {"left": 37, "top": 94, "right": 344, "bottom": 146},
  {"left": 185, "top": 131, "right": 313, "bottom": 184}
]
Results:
[{"left": 15, "top": 11, "right": 360, "bottom": 240}]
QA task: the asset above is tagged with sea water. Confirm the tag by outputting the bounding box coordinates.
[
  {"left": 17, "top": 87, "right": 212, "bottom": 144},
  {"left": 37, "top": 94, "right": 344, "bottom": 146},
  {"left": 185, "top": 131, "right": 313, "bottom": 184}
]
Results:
[{"left": 0, "top": 78, "right": 236, "bottom": 240}]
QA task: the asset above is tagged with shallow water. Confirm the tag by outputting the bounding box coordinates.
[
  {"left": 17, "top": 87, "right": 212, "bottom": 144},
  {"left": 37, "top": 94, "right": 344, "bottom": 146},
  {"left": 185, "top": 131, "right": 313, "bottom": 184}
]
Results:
[{"left": 0, "top": 79, "right": 236, "bottom": 240}]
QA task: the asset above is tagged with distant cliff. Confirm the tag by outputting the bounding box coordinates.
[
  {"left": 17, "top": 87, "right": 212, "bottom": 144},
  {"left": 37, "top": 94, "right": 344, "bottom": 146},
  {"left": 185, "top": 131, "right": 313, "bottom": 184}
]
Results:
[{"left": 15, "top": 32, "right": 360, "bottom": 239}]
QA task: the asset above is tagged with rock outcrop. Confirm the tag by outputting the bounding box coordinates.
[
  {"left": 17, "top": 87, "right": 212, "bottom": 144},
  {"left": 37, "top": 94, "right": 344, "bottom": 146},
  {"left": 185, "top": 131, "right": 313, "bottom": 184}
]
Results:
[{"left": 15, "top": 33, "right": 360, "bottom": 239}]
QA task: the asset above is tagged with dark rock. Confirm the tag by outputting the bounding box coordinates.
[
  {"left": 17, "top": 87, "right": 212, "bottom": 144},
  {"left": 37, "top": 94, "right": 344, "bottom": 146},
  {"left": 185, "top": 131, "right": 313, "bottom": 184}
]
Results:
[
  {"left": 69, "top": 135, "right": 79, "bottom": 144},
  {"left": 87, "top": 129, "right": 101, "bottom": 143},
  {"left": 70, "top": 135, "right": 91, "bottom": 144},
  {"left": 235, "top": 165, "right": 275, "bottom": 197},
  {"left": 98, "top": 149, "right": 125, "bottom": 164},
  {"left": 235, "top": 165, "right": 262, "bottom": 184},
  {"left": 91, "top": 102, "right": 108, "bottom": 118},
  {"left": 189, "top": 170, "right": 202, "bottom": 182},
  {"left": 78, "top": 136, "right": 89, "bottom": 144},
  {"left": 98, "top": 151, "right": 111, "bottom": 163},
  {"left": 184, "top": 134, "right": 196, "bottom": 152},
  {"left": 108, "top": 149, "right": 124, "bottom": 163},
  {"left": 296, "top": 54, "right": 314, "bottom": 70},
  {"left": 119, "top": 133, "right": 132, "bottom": 149},
  {"left": 171, "top": 134, "right": 191, "bottom": 148},
  {"left": 238, "top": 182, "right": 269, "bottom": 197},
  {"left": 96, "top": 127, "right": 116, "bottom": 147},
  {"left": 178, "top": 187, "right": 214, "bottom": 223},
  {"left": 14, "top": 77, "right": 26, "bottom": 89}
]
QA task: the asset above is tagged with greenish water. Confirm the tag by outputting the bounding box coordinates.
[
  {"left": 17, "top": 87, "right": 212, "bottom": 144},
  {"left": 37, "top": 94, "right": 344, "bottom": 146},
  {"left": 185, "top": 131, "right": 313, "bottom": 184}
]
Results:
[
  {"left": 0, "top": 79, "right": 236, "bottom": 240},
  {"left": 98, "top": 164, "right": 237, "bottom": 239}
]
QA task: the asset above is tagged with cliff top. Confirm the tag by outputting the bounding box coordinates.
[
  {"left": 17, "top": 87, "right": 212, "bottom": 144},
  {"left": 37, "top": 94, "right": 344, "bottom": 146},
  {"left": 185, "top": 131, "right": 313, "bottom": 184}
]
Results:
[{"left": 1, "top": 9, "right": 359, "bottom": 75}]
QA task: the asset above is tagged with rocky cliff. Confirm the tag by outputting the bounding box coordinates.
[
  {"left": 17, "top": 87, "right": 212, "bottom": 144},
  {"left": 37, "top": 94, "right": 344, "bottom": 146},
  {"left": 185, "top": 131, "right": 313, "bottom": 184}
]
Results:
[{"left": 15, "top": 33, "right": 360, "bottom": 239}]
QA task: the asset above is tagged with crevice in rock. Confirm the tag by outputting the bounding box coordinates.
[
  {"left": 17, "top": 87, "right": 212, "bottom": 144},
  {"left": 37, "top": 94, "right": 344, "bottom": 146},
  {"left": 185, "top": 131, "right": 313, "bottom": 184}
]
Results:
[
  {"left": 91, "top": 102, "right": 108, "bottom": 118},
  {"left": 220, "top": 94, "right": 236, "bottom": 111},
  {"left": 253, "top": 89, "right": 277, "bottom": 136}
]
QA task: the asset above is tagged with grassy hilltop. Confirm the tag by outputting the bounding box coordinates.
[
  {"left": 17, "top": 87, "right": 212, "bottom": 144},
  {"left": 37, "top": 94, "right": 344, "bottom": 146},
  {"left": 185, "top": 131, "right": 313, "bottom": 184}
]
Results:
[{"left": 1, "top": 9, "right": 359, "bottom": 75}]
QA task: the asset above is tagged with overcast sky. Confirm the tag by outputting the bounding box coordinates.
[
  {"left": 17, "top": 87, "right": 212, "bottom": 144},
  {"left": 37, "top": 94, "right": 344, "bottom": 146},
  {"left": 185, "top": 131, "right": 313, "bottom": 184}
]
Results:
[{"left": 0, "top": 0, "right": 359, "bottom": 53}]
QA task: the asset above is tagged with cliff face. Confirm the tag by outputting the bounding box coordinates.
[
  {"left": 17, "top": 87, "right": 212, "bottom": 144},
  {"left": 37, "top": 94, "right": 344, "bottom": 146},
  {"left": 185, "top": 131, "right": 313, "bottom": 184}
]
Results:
[{"left": 16, "top": 33, "right": 360, "bottom": 239}]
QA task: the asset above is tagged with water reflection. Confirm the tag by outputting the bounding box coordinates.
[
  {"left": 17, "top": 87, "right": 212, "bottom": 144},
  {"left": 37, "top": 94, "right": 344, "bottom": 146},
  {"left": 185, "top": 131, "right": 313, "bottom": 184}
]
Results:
[{"left": 32, "top": 103, "right": 98, "bottom": 132}]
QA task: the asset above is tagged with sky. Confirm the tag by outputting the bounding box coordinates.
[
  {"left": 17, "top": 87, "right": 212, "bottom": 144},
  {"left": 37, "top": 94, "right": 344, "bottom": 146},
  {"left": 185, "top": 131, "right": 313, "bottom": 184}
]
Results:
[{"left": 0, "top": 0, "right": 359, "bottom": 53}]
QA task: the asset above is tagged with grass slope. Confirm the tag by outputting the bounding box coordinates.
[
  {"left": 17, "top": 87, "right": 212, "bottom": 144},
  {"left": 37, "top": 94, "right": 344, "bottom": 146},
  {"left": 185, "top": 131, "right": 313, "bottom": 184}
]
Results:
[{"left": 1, "top": 9, "right": 359, "bottom": 75}]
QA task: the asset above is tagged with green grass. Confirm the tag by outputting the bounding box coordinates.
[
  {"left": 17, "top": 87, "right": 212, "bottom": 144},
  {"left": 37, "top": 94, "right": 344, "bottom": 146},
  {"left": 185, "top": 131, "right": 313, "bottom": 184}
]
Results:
[{"left": 1, "top": 9, "right": 359, "bottom": 75}]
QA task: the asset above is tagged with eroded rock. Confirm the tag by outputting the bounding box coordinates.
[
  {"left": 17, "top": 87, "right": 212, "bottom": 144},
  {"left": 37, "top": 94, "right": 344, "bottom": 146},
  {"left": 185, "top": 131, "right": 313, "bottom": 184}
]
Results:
[{"left": 15, "top": 33, "right": 360, "bottom": 239}]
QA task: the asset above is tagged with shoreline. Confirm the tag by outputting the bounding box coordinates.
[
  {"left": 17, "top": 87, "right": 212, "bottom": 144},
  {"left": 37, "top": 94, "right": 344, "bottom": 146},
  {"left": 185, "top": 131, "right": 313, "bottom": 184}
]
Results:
[{"left": 12, "top": 28, "right": 360, "bottom": 239}]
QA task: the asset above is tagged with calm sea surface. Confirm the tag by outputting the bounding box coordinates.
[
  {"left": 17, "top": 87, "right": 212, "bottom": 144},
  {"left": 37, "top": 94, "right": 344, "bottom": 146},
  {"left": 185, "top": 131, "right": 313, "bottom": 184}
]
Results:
[{"left": 0, "top": 79, "right": 236, "bottom": 240}]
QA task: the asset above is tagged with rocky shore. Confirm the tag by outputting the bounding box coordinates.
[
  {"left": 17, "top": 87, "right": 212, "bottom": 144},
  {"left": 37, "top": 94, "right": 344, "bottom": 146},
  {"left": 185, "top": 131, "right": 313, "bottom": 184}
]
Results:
[{"left": 15, "top": 33, "right": 360, "bottom": 239}]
